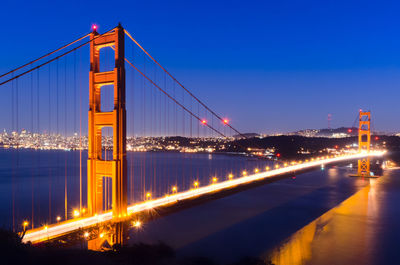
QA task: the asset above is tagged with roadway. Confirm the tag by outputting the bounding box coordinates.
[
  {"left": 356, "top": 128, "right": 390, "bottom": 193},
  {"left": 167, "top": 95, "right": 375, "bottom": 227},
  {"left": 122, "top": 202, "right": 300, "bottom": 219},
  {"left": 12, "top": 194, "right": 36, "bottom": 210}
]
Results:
[{"left": 22, "top": 151, "right": 385, "bottom": 244}]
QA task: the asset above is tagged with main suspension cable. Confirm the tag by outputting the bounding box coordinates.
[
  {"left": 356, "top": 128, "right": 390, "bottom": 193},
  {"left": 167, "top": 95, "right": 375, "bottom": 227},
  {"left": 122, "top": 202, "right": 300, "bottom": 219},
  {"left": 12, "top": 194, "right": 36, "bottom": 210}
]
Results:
[
  {"left": 123, "top": 54, "right": 226, "bottom": 137},
  {"left": 0, "top": 33, "right": 90, "bottom": 79},
  {"left": 0, "top": 28, "right": 116, "bottom": 87},
  {"left": 124, "top": 29, "right": 245, "bottom": 138}
]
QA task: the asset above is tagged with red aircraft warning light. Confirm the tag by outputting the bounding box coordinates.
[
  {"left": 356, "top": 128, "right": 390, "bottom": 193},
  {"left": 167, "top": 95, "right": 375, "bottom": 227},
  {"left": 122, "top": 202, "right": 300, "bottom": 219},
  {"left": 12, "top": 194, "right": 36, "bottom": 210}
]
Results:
[
  {"left": 201, "top": 120, "right": 207, "bottom": 125},
  {"left": 375, "top": 136, "right": 379, "bottom": 140},
  {"left": 223, "top": 119, "right": 229, "bottom": 124},
  {"left": 348, "top": 129, "right": 352, "bottom": 133},
  {"left": 276, "top": 153, "right": 281, "bottom": 157},
  {"left": 92, "top": 24, "right": 98, "bottom": 31}
]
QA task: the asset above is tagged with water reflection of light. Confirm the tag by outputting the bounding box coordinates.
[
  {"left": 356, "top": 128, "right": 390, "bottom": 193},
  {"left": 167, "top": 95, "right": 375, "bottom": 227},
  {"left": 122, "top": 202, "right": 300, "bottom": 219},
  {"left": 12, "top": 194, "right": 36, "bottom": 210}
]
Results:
[
  {"left": 267, "top": 181, "right": 379, "bottom": 265},
  {"left": 327, "top": 167, "right": 339, "bottom": 180}
]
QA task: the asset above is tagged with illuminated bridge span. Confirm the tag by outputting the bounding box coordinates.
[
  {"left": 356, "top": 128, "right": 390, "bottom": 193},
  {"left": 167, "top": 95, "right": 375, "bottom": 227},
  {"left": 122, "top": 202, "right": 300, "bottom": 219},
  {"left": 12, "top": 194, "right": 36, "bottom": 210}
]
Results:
[
  {"left": 0, "top": 24, "right": 385, "bottom": 248},
  {"left": 22, "top": 151, "right": 384, "bottom": 244}
]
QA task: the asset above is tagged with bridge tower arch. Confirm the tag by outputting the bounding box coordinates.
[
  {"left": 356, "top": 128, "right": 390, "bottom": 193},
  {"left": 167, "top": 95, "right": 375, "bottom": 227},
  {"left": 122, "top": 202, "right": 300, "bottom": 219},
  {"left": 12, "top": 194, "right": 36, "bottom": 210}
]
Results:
[
  {"left": 357, "top": 110, "right": 371, "bottom": 177},
  {"left": 87, "top": 24, "right": 127, "bottom": 219}
]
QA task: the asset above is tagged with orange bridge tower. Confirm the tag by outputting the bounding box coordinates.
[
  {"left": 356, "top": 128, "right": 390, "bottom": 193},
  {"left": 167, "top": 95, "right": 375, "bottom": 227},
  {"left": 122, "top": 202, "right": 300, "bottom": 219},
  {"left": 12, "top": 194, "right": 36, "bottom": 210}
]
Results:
[
  {"left": 357, "top": 110, "right": 371, "bottom": 177},
  {"left": 87, "top": 24, "right": 127, "bottom": 219}
]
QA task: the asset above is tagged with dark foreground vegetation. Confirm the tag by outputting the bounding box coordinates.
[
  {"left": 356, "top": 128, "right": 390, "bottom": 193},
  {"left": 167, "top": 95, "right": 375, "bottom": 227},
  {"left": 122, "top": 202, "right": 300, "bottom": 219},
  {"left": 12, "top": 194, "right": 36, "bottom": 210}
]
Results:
[{"left": 0, "top": 229, "right": 273, "bottom": 265}]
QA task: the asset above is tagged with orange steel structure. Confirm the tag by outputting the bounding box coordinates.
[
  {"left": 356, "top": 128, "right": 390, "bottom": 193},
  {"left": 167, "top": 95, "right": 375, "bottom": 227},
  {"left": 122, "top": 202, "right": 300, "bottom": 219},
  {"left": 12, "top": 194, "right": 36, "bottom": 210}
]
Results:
[
  {"left": 357, "top": 111, "right": 371, "bottom": 177},
  {"left": 87, "top": 24, "right": 127, "bottom": 219}
]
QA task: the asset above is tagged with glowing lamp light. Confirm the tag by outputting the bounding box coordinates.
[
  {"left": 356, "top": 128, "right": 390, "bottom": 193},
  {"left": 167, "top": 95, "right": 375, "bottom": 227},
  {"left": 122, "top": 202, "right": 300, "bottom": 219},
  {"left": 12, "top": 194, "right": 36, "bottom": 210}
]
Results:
[
  {"left": 146, "top": 192, "right": 151, "bottom": 199},
  {"left": 242, "top": 170, "right": 247, "bottom": 176},
  {"left": 99, "top": 233, "right": 104, "bottom": 238},
  {"left": 23, "top": 221, "right": 29, "bottom": 229},
  {"left": 275, "top": 164, "right": 280, "bottom": 169},
  {"left": 44, "top": 226, "right": 48, "bottom": 231},
  {"left": 133, "top": 221, "right": 142, "bottom": 228},
  {"left": 265, "top": 166, "right": 270, "bottom": 171},
  {"left": 254, "top": 168, "right": 259, "bottom": 173},
  {"left": 84, "top": 232, "right": 89, "bottom": 238},
  {"left": 73, "top": 209, "right": 80, "bottom": 218},
  {"left": 228, "top": 173, "right": 233, "bottom": 179},
  {"left": 212, "top": 177, "right": 218, "bottom": 183},
  {"left": 56, "top": 216, "right": 61, "bottom": 222},
  {"left": 172, "top": 186, "right": 177, "bottom": 193},
  {"left": 193, "top": 181, "right": 199, "bottom": 188}
]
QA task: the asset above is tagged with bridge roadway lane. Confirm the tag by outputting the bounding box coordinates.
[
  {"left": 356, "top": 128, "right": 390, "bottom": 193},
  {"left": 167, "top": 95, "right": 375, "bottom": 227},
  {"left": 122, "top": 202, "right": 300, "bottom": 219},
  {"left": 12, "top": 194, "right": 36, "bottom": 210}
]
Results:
[{"left": 22, "top": 151, "right": 385, "bottom": 244}]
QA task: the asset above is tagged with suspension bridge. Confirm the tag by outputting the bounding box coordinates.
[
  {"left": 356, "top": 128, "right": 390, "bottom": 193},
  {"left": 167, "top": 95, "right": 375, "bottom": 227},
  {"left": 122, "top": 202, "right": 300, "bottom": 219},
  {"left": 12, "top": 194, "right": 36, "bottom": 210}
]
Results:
[{"left": 0, "top": 24, "right": 385, "bottom": 249}]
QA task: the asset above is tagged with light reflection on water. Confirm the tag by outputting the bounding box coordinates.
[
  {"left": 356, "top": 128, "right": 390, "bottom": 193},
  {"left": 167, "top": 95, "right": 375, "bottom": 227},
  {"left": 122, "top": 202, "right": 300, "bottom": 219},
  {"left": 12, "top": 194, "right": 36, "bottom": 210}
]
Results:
[{"left": 267, "top": 177, "right": 381, "bottom": 265}]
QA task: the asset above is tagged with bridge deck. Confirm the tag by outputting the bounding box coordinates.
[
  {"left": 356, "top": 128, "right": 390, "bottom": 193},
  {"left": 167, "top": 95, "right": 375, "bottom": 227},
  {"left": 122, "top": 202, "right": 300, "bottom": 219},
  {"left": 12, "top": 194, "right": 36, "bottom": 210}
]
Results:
[{"left": 22, "top": 151, "right": 384, "bottom": 244}]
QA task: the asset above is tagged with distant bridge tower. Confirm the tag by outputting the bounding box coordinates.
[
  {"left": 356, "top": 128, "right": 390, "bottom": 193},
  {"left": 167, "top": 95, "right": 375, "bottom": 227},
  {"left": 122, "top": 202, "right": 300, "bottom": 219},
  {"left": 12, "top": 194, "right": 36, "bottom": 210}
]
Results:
[
  {"left": 87, "top": 24, "right": 127, "bottom": 219},
  {"left": 357, "top": 110, "right": 371, "bottom": 177}
]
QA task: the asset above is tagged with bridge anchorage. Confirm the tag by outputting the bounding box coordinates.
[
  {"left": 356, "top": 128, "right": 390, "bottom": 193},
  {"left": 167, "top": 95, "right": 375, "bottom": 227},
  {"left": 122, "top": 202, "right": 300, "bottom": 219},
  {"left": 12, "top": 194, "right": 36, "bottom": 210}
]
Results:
[{"left": 87, "top": 23, "right": 128, "bottom": 249}]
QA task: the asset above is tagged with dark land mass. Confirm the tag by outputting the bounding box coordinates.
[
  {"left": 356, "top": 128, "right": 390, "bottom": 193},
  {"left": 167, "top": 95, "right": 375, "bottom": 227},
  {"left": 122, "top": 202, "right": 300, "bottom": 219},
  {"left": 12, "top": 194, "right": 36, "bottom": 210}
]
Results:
[
  {"left": 0, "top": 229, "right": 271, "bottom": 265},
  {"left": 225, "top": 135, "right": 400, "bottom": 161}
]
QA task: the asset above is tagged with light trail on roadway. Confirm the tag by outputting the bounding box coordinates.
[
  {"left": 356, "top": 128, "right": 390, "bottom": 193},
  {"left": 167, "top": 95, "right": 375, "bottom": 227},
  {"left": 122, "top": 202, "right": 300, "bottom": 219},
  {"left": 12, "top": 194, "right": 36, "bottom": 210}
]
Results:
[{"left": 23, "top": 151, "right": 385, "bottom": 244}]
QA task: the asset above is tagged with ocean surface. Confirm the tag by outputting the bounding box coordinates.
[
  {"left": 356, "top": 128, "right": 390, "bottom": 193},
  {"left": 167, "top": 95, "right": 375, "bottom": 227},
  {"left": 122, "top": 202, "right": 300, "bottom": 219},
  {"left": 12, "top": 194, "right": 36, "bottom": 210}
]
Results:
[{"left": 1, "top": 148, "right": 400, "bottom": 264}]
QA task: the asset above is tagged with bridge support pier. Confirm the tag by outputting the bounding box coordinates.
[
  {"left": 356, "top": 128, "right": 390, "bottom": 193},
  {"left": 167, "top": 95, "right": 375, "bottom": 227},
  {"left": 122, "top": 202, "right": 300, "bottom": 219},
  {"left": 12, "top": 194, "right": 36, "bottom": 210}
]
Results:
[{"left": 87, "top": 222, "right": 128, "bottom": 250}]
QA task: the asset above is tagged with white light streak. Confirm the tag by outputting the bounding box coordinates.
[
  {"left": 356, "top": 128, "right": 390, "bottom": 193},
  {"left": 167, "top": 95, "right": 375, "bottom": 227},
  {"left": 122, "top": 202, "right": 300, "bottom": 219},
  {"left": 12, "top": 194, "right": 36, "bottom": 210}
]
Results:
[{"left": 23, "top": 151, "right": 385, "bottom": 243}]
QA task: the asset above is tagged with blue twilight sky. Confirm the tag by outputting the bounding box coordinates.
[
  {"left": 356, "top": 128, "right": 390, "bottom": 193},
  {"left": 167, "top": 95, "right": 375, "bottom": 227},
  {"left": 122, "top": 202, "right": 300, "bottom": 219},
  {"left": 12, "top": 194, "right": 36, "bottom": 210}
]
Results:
[{"left": 0, "top": 0, "right": 399, "bottom": 134}]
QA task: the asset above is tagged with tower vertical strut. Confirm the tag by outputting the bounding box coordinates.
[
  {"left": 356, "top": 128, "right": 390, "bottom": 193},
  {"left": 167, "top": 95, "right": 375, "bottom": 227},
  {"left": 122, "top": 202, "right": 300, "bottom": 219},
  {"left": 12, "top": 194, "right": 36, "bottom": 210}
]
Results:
[
  {"left": 357, "top": 110, "right": 371, "bottom": 177},
  {"left": 87, "top": 25, "right": 127, "bottom": 219}
]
